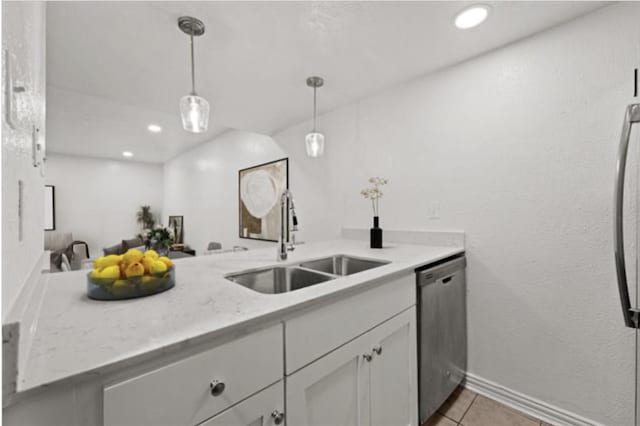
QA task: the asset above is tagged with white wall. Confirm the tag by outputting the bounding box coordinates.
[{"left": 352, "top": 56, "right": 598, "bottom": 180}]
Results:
[
  {"left": 2, "top": 1, "right": 47, "bottom": 319},
  {"left": 44, "top": 154, "right": 163, "bottom": 257},
  {"left": 162, "top": 129, "right": 337, "bottom": 254},
  {"left": 273, "top": 4, "right": 640, "bottom": 425}
]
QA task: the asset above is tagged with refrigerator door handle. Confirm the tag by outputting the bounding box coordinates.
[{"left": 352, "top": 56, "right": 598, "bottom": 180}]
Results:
[{"left": 614, "top": 103, "right": 640, "bottom": 329}]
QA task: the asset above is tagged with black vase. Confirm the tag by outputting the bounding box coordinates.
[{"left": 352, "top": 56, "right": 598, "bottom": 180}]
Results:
[{"left": 370, "top": 216, "right": 383, "bottom": 249}]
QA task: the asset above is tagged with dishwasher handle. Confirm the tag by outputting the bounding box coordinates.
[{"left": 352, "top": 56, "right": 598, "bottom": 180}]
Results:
[{"left": 418, "top": 256, "right": 466, "bottom": 287}]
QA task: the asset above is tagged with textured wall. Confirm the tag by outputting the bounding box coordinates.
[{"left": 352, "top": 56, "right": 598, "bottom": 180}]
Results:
[
  {"left": 162, "top": 130, "right": 286, "bottom": 254},
  {"left": 2, "top": 1, "right": 46, "bottom": 318},
  {"left": 273, "top": 4, "right": 640, "bottom": 425},
  {"left": 162, "top": 128, "right": 343, "bottom": 255},
  {"left": 44, "top": 153, "right": 164, "bottom": 257}
]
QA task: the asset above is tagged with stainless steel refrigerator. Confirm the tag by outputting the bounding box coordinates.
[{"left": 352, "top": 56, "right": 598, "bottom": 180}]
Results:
[{"left": 614, "top": 103, "right": 640, "bottom": 426}]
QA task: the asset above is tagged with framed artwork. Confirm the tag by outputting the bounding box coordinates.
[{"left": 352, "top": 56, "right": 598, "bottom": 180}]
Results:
[
  {"left": 168, "top": 215, "right": 184, "bottom": 244},
  {"left": 239, "top": 158, "right": 289, "bottom": 242},
  {"left": 44, "top": 185, "right": 55, "bottom": 231}
]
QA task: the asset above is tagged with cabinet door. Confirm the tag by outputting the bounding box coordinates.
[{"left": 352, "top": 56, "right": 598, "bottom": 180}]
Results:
[
  {"left": 369, "top": 308, "right": 418, "bottom": 426},
  {"left": 200, "top": 381, "right": 284, "bottom": 426},
  {"left": 286, "top": 331, "right": 371, "bottom": 426}
]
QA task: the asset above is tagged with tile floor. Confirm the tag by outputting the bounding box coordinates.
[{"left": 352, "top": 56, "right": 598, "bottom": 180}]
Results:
[{"left": 422, "top": 387, "right": 553, "bottom": 426}]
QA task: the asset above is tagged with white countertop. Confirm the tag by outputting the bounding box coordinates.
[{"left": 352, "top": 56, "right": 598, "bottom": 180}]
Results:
[{"left": 18, "top": 239, "right": 463, "bottom": 393}]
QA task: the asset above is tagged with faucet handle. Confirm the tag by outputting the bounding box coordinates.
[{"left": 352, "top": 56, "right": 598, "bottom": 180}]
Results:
[{"left": 288, "top": 233, "right": 296, "bottom": 251}]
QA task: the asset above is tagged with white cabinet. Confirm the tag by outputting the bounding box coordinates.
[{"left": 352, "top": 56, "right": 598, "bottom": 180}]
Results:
[
  {"left": 199, "top": 381, "right": 284, "bottom": 426},
  {"left": 286, "top": 307, "right": 417, "bottom": 426},
  {"left": 104, "top": 324, "right": 283, "bottom": 426},
  {"left": 286, "top": 325, "right": 372, "bottom": 426},
  {"left": 6, "top": 264, "right": 425, "bottom": 426},
  {"left": 286, "top": 273, "right": 414, "bottom": 374},
  {"left": 369, "top": 308, "right": 418, "bottom": 426}
]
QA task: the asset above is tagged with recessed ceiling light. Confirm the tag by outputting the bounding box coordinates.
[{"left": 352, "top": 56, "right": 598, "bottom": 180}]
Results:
[
  {"left": 147, "top": 124, "right": 162, "bottom": 133},
  {"left": 455, "top": 5, "right": 489, "bottom": 29},
  {"left": 122, "top": 151, "right": 134, "bottom": 158}
]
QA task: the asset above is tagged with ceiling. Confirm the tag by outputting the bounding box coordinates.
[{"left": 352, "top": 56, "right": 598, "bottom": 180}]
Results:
[{"left": 46, "top": 1, "right": 606, "bottom": 163}]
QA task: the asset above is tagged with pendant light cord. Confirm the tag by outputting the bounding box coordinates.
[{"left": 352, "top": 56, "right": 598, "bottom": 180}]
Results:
[
  {"left": 190, "top": 32, "right": 196, "bottom": 95},
  {"left": 312, "top": 86, "right": 317, "bottom": 132}
]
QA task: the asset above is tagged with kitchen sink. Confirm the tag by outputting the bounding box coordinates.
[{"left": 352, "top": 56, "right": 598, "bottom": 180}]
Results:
[
  {"left": 299, "top": 255, "right": 390, "bottom": 276},
  {"left": 225, "top": 266, "right": 335, "bottom": 294}
]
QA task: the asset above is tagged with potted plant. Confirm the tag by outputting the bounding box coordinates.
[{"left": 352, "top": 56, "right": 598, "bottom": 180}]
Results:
[{"left": 143, "top": 226, "right": 173, "bottom": 256}]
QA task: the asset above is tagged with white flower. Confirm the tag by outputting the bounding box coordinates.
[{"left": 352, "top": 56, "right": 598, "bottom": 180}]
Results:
[{"left": 361, "top": 177, "right": 388, "bottom": 215}]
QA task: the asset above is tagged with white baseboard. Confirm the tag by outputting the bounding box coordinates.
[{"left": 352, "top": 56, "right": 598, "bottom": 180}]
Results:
[{"left": 464, "top": 373, "right": 606, "bottom": 426}]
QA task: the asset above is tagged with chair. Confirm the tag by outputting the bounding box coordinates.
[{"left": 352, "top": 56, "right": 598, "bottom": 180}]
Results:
[{"left": 45, "top": 232, "right": 90, "bottom": 272}]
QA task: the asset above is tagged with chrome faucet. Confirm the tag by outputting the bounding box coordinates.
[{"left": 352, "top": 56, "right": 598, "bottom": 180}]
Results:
[{"left": 278, "top": 189, "right": 298, "bottom": 261}]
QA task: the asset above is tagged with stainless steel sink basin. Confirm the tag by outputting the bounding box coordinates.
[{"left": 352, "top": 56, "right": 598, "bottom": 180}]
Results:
[
  {"left": 226, "top": 266, "right": 335, "bottom": 294},
  {"left": 299, "top": 255, "right": 390, "bottom": 276}
]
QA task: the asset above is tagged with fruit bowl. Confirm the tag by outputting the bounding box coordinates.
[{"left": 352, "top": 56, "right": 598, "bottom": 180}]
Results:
[
  {"left": 87, "top": 267, "right": 175, "bottom": 300},
  {"left": 87, "top": 249, "right": 176, "bottom": 300}
]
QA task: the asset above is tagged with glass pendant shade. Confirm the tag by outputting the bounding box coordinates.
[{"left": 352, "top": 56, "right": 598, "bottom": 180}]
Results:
[
  {"left": 305, "top": 132, "right": 325, "bottom": 157},
  {"left": 180, "top": 94, "right": 209, "bottom": 133},
  {"left": 305, "top": 76, "right": 325, "bottom": 157}
]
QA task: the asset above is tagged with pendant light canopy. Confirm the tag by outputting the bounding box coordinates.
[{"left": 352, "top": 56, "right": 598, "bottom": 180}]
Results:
[
  {"left": 305, "top": 76, "right": 325, "bottom": 157},
  {"left": 178, "top": 16, "right": 209, "bottom": 133}
]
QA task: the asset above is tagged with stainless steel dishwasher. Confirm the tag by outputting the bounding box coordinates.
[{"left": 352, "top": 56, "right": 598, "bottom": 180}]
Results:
[{"left": 417, "top": 254, "right": 467, "bottom": 423}]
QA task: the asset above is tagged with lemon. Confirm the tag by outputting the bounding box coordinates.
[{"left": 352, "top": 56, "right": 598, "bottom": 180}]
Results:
[
  {"left": 93, "top": 257, "right": 106, "bottom": 269},
  {"left": 123, "top": 249, "right": 144, "bottom": 265},
  {"left": 111, "top": 279, "right": 132, "bottom": 296},
  {"left": 125, "top": 262, "right": 145, "bottom": 278},
  {"left": 150, "top": 260, "right": 168, "bottom": 275},
  {"left": 94, "top": 255, "right": 121, "bottom": 270},
  {"left": 90, "top": 268, "right": 103, "bottom": 279},
  {"left": 100, "top": 265, "right": 121, "bottom": 280},
  {"left": 158, "top": 256, "right": 173, "bottom": 270},
  {"left": 141, "top": 275, "right": 161, "bottom": 292},
  {"left": 142, "top": 258, "right": 155, "bottom": 274},
  {"left": 119, "top": 263, "right": 127, "bottom": 278},
  {"left": 143, "top": 250, "right": 159, "bottom": 261}
]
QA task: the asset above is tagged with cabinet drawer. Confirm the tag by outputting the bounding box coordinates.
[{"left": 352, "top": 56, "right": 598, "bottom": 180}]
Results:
[
  {"left": 285, "top": 272, "right": 414, "bottom": 374},
  {"left": 104, "top": 324, "right": 283, "bottom": 426},
  {"left": 199, "top": 381, "right": 284, "bottom": 426}
]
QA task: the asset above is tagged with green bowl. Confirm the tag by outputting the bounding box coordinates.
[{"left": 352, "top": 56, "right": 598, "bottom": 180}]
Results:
[{"left": 87, "top": 268, "right": 175, "bottom": 300}]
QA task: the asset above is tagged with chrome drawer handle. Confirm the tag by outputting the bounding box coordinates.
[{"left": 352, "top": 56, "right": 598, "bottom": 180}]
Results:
[
  {"left": 362, "top": 353, "right": 373, "bottom": 362},
  {"left": 210, "top": 380, "right": 225, "bottom": 397},
  {"left": 372, "top": 346, "right": 382, "bottom": 356},
  {"left": 271, "top": 410, "right": 285, "bottom": 425}
]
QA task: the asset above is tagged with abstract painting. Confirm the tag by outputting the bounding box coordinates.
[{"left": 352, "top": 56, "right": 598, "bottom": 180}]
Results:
[{"left": 239, "top": 158, "right": 288, "bottom": 242}]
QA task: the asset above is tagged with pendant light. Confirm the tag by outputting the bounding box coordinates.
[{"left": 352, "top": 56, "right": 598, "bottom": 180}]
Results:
[
  {"left": 178, "top": 16, "right": 209, "bottom": 133},
  {"left": 305, "top": 76, "right": 325, "bottom": 157}
]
